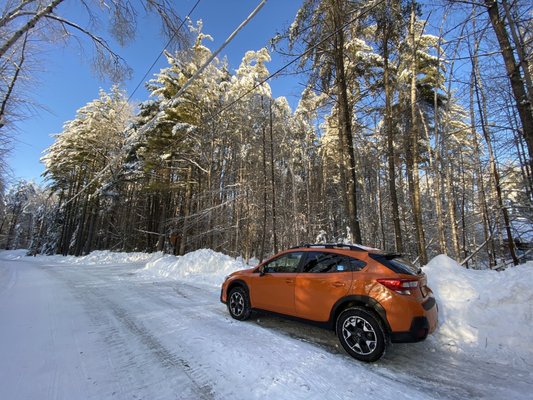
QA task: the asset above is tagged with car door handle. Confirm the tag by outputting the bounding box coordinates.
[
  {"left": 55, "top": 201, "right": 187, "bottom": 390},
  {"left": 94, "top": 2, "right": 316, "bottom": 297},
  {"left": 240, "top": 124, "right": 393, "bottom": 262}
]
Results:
[
  {"left": 285, "top": 279, "right": 295, "bottom": 284},
  {"left": 332, "top": 282, "right": 345, "bottom": 287}
]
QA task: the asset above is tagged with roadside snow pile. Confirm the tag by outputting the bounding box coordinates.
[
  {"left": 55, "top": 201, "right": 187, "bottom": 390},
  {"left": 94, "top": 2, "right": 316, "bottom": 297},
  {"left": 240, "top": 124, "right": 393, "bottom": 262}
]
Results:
[
  {"left": 425, "top": 255, "right": 533, "bottom": 365},
  {"left": 25, "top": 246, "right": 533, "bottom": 366},
  {"left": 138, "top": 248, "right": 252, "bottom": 287},
  {"left": 0, "top": 249, "right": 28, "bottom": 260},
  {"left": 48, "top": 250, "right": 163, "bottom": 266}
]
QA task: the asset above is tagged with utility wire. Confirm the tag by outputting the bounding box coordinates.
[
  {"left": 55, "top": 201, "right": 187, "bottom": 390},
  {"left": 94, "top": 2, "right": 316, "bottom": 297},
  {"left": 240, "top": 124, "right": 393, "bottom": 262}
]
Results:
[
  {"left": 138, "top": 0, "right": 268, "bottom": 134},
  {"left": 56, "top": 0, "right": 203, "bottom": 209},
  {"left": 55, "top": 0, "right": 385, "bottom": 211},
  {"left": 210, "top": 0, "right": 385, "bottom": 121},
  {"left": 171, "top": 0, "right": 267, "bottom": 102},
  {"left": 127, "top": 0, "right": 202, "bottom": 103},
  {"left": 139, "top": 0, "right": 384, "bottom": 136}
]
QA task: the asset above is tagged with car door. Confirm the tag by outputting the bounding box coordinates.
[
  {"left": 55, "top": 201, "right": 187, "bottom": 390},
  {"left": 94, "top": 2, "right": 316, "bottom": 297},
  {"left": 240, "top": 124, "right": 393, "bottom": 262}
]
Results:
[
  {"left": 251, "top": 251, "right": 304, "bottom": 316},
  {"left": 294, "top": 252, "right": 362, "bottom": 322}
]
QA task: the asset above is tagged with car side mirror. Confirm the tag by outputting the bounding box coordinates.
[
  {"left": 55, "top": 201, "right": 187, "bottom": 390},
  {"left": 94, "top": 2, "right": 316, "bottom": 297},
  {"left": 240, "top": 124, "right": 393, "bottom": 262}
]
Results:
[{"left": 259, "top": 266, "right": 265, "bottom": 276}]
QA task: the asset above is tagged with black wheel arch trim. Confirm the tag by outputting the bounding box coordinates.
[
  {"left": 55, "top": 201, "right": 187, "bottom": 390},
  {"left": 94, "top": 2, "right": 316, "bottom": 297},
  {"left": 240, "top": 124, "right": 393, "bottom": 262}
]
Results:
[
  {"left": 329, "top": 295, "right": 391, "bottom": 333},
  {"left": 226, "top": 279, "right": 249, "bottom": 297}
]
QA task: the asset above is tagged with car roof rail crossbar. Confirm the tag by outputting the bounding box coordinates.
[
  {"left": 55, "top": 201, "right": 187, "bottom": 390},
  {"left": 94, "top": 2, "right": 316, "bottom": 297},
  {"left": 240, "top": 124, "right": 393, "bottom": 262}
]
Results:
[{"left": 290, "top": 243, "right": 368, "bottom": 251}]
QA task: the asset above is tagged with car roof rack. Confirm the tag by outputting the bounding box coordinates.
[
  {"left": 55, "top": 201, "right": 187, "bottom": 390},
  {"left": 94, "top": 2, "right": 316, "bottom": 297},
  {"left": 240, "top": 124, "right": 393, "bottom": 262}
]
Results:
[{"left": 290, "top": 243, "right": 369, "bottom": 252}]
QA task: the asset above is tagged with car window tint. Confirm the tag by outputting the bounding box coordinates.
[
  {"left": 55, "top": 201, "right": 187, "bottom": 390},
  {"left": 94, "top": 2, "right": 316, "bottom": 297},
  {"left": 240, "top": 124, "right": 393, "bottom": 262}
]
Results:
[
  {"left": 369, "top": 254, "right": 419, "bottom": 275},
  {"left": 349, "top": 258, "right": 367, "bottom": 272},
  {"left": 264, "top": 252, "right": 303, "bottom": 273},
  {"left": 303, "top": 252, "right": 342, "bottom": 273},
  {"left": 303, "top": 252, "right": 366, "bottom": 273}
]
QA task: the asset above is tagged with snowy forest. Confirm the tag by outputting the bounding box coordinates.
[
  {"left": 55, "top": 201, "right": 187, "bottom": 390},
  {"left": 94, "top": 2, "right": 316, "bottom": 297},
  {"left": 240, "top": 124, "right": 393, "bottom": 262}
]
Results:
[{"left": 1, "top": 0, "right": 532, "bottom": 269}]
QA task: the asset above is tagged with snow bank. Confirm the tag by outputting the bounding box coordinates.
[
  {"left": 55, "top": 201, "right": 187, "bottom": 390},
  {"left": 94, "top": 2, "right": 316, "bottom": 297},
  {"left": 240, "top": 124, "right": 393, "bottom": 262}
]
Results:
[
  {"left": 0, "top": 249, "right": 28, "bottom": 260},
  {"left": 13, "top": 246, "right": 532, "bottom": 366},
  {"left": 45, "top": 250, "right": 163, "bottom": 266},
  {"left": 138, "top": 248, "right": 252, "bottom": 287},
  {"left": 425, "top": 255, "right": 533, "bottom": 365},
  {"left": 138, "top": 250, "right": 533, "bottom": 366}
]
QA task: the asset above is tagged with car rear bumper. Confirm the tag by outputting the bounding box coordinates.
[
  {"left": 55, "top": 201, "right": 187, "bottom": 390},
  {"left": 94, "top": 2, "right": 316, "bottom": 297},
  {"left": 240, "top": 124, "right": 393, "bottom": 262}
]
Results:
[
  {"left": 390, "top": 297, "right": 438, "bottom": 343},
  {"left": 390, "top": 316, "right": 430, "bottom": 342}
]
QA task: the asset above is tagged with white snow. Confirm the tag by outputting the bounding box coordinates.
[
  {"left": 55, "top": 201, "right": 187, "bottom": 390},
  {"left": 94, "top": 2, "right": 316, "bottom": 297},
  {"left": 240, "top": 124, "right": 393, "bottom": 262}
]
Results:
[
  {"left": 425, "top": 255, "right": 533, "bottom": 366},
  {"left": 138, "top": 248, "right": 253, "bottom": 288},
  {"left": 138, "top": 249, "right": 533, "bottom": 368},
  {"left": 46, "top": 250, "right": 163, "bottom": 266},
  {"left": 1, "top": 249, "right": 532, "bottom": 399}
]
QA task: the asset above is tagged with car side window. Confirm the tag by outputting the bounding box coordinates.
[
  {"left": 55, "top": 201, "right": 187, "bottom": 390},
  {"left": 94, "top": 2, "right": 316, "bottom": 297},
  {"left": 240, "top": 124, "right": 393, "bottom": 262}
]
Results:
[
  {"left": 263, "top": 252, "right": 303, "bottom": 273},
  {"left": 302, "top": 252, "right": 366, "bottom": 273},
  {"left": 349, "top": 258, "right": 367, "bottom": 272}
]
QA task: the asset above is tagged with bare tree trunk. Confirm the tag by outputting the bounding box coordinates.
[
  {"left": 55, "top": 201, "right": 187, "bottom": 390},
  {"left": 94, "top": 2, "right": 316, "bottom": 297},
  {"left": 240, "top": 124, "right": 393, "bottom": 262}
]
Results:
[
  {"left": 469, "top": 13, "right": 496, "bottom": 267},
  {"left": 508, "top": 95, "right": 533, "bottom": 200},
  {"left": 269, "top": 100, "right": 278, "bottom": 253},
  {"left": 421, "top": 111, "right": 446, "bottom": 254},
  {"left": 179, "top": 166, "right": 193, "bottom": 256},
  {"left": 407, "top": 4, "right": 427, "bottom": 264},
  {"left": 5, "top": 205, "right": 21, "bottom": 250},
  {"left": 485, "top": 0, "right": 533, "bottom": 172},
  {"left": 501, "top": 0, "right": 533, "bottom": 109},
  {"left": 83, "top": 197, "right": 99, "bottom": 255},
  {"left": 442, "top": 143, "right": 461, "bottom": 259},
  {"left": 377, "top": 169, "right": 386, "bottom": 249},
  {"left": 259, "top": 122, "right": 268, "bottom": 261},
  {"left": 383, "top": 36, "right": 403, "bottom": 253},
  {"left": 233, "top": 145, "right": 243, "bottom": 256},
  {"left": 459, "top": 152, "right": 468, "bottom": 263},
  {"left": 305, "top": 151, "right": 312, "bottom": 241},
  {"left": 332, "top": 0, "right": 362, "bottom": 243},
  {"left": 74, "top": 193, "right": 89, "bottom": 256},
  {"left": 471, "top": 44, "right": 520, "bottom": 265}
]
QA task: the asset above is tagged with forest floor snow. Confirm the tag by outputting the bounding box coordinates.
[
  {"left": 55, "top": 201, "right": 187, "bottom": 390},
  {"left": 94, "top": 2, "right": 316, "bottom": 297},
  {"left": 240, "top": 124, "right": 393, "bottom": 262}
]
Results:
[{"left": 1, "top": 249, "right": 532, "bottom": 399}]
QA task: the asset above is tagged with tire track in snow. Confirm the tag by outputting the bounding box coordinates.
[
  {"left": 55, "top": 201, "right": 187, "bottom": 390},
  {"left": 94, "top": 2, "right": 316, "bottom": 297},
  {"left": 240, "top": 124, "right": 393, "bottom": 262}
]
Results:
[
  {"left": 43, "top": 266, "right": 215, "bottom": 400},
  {"left": 0, "top": 262, "right": 18, "bottom": 294},
  {"left": 40, "top": 260, "right": 533, "bottom": 400},
  {"left": 101, "top": 296, "right": 215, "bottom": 400}
]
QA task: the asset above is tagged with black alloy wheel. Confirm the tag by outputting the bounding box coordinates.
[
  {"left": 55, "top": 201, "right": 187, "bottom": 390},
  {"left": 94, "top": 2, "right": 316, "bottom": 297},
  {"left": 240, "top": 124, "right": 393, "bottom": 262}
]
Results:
[
  {"left": 336, "top": 307, "right": 387, "bottom": 362},
  {"left": 228, "top": 286, "right": 251, "bottom": 321}
]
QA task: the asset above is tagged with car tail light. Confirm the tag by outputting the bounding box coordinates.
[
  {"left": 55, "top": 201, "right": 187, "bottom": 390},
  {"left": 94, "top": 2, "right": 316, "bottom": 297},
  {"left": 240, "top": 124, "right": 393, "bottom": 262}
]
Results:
[{"left": 377, "top": 278, "right": 419, "bottom": 295}]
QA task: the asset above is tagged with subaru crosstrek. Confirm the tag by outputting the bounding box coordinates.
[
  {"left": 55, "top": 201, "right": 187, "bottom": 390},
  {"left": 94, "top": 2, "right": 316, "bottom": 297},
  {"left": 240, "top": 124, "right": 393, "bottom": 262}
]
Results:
[{"left": 220, "top": 243, "right": 438, "bottom": 362}]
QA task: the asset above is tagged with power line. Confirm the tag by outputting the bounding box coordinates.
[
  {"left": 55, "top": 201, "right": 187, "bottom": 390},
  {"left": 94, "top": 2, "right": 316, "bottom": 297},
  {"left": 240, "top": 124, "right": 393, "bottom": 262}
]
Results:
[
  {"left": 127, "top": 0, "right": 202, "bottom": 104},
  {"left": 140, "top": 0, "right": 385, "bottom": 135},
  {"left": 53, "top": 0, "right": 386, "bottom": 211},
  {"left": 207, "top": 0, "right": 386, "bottom": 122},
  {"left": 136, "top": 0, "right": 269, "bottom": 135},
  {"left": 171, "top": 0, "right": 267, "bottom": 102},
  {"left": 53, "top": 0, "right": 265, "bottom": 209},
  {"left": 52, "top": 0, "right": 203, "bottom": 209}
]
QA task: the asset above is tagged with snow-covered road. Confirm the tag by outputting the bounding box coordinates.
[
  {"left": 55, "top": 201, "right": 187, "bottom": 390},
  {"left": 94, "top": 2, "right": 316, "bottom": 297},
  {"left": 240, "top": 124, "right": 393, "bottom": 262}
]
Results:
[{"left": 1, "top": 252, "right": 531, "bottom": 399}]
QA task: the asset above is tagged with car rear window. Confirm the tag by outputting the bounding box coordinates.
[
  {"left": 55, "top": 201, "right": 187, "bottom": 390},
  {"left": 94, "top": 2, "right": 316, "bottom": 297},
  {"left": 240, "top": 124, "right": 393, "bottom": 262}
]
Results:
[{"left": 369, "top": 254, "right": 420, "bottom": 275}]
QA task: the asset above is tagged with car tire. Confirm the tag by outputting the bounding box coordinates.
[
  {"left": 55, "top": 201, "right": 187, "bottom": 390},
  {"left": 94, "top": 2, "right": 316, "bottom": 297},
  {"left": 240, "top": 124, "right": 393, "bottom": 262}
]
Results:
[
  {"left": 336, "top": 307, "right": 387, "bottom": 362},
  {"left": 227, "top": 286, "right": 251, "bottom": 321}
]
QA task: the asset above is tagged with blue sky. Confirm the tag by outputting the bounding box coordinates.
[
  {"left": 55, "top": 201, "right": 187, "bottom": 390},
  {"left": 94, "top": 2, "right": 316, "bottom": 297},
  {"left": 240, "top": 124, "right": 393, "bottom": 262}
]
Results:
[{"left": 7, "top": 0, "right": 303, "bottom": 184}]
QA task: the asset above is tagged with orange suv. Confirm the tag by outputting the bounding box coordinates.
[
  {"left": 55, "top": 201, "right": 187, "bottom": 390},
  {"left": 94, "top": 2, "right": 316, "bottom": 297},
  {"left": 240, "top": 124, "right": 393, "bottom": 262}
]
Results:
[{"left": 221, "top": 244, "right": 438, "bottom": 362}]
